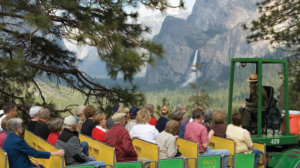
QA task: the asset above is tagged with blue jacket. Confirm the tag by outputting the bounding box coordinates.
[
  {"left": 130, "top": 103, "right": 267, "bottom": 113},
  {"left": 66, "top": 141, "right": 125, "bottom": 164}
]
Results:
[
  {"left": 2, "top": 133, "right": 51, "bottom": 168},
  {"left": 178, "top": 123, "right": 186, "bottom": 138}
]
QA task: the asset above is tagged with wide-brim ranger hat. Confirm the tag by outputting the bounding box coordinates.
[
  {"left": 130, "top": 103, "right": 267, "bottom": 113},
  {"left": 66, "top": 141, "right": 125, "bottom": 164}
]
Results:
[{"left": 247, "top": 73, "right": 258, "bottom": 82}]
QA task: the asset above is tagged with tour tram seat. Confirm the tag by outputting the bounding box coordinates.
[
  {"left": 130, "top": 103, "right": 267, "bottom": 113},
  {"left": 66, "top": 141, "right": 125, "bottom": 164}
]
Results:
[{"left": 262, "top": 86, "right": 281, "bottom": 135}]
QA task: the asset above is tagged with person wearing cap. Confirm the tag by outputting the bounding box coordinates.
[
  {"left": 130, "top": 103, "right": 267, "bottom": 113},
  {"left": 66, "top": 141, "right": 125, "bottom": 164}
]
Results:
[
  {"left": 240, "top": 73, "right": 268, "bottom": 133},
  {"left": 155, "top": 105, "right": 170, "bottom": 133},
  {"left": 75, "top": 105, "right": 86, "bottom": 133},
  {"left": 145, "top": 104, "right": 157, "bottom": 126},
  {"left": 105, "top": 113, "right": 137, "bottom": 162},
  {"left": 125, "top": 106, "right": 139, "bottom": 132},
  {"left": 27, "top": 106, "right": 42, "bottom": 132},
  {"left": 117, "top": 107, "right": 130, "bottom": 121},
  {"left": 106, "top": 104, "right": 120, "bottom": 129},
  {"left": 56, "top": 115, "right": 105, "bottom": 167},
  {"left": 3, "top": 118, "right": 65, "bottom": 168}
]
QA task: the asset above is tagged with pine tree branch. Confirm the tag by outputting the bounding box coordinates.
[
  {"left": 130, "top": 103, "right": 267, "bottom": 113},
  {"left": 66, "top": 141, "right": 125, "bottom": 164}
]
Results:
[{"left": 31, "top": 79, "right": 46, "bottom": 106}]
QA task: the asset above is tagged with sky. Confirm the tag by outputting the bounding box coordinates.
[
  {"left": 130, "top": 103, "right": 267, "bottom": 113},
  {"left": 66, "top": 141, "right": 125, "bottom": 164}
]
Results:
[{"left": 135, "top": 0, "right": 196, "bottom": 18}]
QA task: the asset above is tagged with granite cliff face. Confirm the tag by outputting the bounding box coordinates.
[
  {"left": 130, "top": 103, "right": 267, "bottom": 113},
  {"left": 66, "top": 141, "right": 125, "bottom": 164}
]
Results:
[{"left": 145, "top": 0, "right": 270, "bottom": 87}]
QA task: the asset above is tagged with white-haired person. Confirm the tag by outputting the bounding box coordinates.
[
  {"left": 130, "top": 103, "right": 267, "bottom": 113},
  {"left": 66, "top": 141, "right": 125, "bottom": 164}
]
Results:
[
  {"left": 129, "top": 108, "right": 159, "bottom": 143},
  {"left": 2, "top": 118, "right": 64, "bottom": 168},
  {"left": 56, "top": 115, "right": 105, "bottom": 168},
  {"left": 27, "top": 106, "right": 42, "bottom": 132},
  {"left": 176, "top": 104, "right": 189, "bottom": 125},
  {"left": 33, "top": 108, "right": 51, "bottom": 140},
  {"left": 75, "top": 105, "right": 86, "bottom": 133},
  {"left": 47, "top": 118, "right": 64, "bottom": 145}
]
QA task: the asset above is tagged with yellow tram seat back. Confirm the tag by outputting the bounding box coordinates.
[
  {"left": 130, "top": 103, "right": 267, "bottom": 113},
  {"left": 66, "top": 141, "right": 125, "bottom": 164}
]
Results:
[
  {"left": 209, "top": 136, "right": 235, "bottom": 166},
  {"left": 176, "top": 138, "right": 199, "bottom": 168},
  {"left": 132, "top": 138, "right": 159, "bottom": 168},
  {"left": 0, "top": 147, "right": 9, "bottom": 168},
  {"left": 78, "top": 134, "right": 115, "bottom": 167},
  {"left": 253, "top": 142, "right": 266, "bottom": 168},
  {"left": 24, "top": 130, "right": 64, "bottom": 168}
]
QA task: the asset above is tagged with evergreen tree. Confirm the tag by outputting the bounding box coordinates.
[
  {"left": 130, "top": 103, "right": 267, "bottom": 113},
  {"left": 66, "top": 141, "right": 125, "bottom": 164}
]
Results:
[
  {"left": 0, "top": 0, "right": 183, "bottom": 115},
  {"left": 243, "top": 0, "right": 300, "bottom": 109},
  {"left": 187, "top": 63, "right": 210, "bottom": 109}
]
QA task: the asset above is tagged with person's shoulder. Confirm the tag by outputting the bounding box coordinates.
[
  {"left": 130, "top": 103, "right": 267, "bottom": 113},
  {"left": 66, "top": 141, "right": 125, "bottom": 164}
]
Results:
[{"left": 226, "top": 124, "right": 236, "bottom": 130}]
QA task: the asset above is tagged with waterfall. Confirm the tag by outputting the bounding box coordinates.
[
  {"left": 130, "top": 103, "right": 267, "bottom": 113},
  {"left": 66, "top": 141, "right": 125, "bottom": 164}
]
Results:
[{"left": 181, "top": 50, "right": 201, "bottom": 87}]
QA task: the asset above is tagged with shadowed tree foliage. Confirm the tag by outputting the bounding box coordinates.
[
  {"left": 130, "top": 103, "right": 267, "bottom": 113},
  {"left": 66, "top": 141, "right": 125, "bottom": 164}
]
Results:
[
  {"left": 243, "top": 0, "right": 300, "bottom": 110},
  {"left": 0, "top": 0, "right": 183, "bottom": 116}
]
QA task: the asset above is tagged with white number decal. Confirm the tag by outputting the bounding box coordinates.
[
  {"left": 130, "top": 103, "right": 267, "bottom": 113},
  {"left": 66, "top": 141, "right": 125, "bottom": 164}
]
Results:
[{"left": 270, "top": 139, "right": 280, "bottom": 144}]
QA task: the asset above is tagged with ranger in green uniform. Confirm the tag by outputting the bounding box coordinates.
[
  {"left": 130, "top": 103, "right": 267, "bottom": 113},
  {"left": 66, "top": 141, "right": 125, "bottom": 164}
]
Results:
[{"left": 240, "top": 73, "right": 268, "bottom": 134}]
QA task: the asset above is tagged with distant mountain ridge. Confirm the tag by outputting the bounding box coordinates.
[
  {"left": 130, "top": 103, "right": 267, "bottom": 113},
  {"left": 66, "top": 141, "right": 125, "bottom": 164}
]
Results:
[{"left": 145, "top": 0, "right": 274, "bottom": 87}]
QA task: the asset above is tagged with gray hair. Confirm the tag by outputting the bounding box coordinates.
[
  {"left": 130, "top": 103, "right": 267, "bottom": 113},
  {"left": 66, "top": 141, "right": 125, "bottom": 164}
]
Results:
[
  {"left": 48, "top": 118, "right": 64, "bottom": 133},
  {"left": 38, "top": 108, "right": 50, "bottom": 119},
  {"left": 204, "top": 109, "right": 213, "bottom": 122},
  {"left": 172, "top": 109, "right": 183, "bottom": 121},
  {"left": 76, "top": 105, "right": 86, "bottom": 117},
  {"left": 6, "top": 118, "right": 22, "bottom": 133},
  {"left": 144, "top": 104, "right": 154, "bottom": 114},
  {"left": 176, "top": 104, "right": 185, "bottom": 112}
]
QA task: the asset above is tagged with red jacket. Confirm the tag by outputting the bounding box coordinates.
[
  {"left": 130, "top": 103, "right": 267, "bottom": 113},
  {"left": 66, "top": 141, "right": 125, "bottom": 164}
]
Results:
[
  {"left": 148, "top": 116, "right": 157, "bottom": 126},
  {"left": 92, "top": 126, "right": 106, "bottom": 142},
  {"left": 105, "top": 124, "right": 137, "bottom": 162}
]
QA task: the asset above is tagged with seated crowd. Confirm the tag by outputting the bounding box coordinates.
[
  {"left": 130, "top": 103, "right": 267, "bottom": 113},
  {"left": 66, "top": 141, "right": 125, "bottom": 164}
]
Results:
[{"left": 0, "top": 102, "right": 261, "bottom": 168}]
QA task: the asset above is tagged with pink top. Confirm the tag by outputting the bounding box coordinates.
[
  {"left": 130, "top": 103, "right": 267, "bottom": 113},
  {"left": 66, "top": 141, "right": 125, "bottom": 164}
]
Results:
[
  {"left": 0, "top": 131, "right": 7, "bottom": 147},
  {"left": 47, "top": 132, "right": 59, "bottom": 146},
  {"left": 184, "top": 121, "right": 209, "bottom": 153}
]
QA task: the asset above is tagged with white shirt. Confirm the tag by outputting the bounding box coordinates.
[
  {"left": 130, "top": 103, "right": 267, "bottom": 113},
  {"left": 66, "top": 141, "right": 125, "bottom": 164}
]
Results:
[
  {"left": 226, "top": 124, "right": 253, "bottom": 153},
  {"left": 125, "top": 120, "right": 137, "bottom": 132},
  {"left": 156, "top": 131, "right": 178, "bottom": 159},
  {"left": 0, "top": 114, "right": 7, "bottom": 132},
  {"left": 95, "top": 125, "right": 106, "bottom": 132},
  {"left": 129, "top": 123, "right": 159, "bottom": 144}
]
